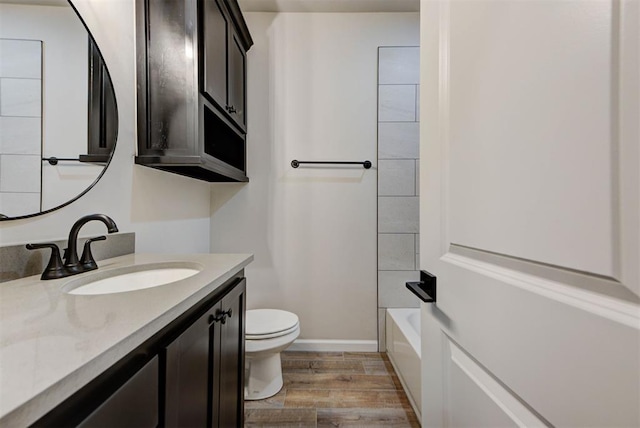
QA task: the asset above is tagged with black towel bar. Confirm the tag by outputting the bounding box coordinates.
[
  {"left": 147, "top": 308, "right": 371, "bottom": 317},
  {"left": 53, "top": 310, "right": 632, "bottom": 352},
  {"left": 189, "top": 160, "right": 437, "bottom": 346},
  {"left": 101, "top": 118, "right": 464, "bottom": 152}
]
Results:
[
  {"left": 291, "top": 160, "right": 372, "bottom": 169},
  {"left": 42, "top": 157, "right": 79, "bottom": 165}
]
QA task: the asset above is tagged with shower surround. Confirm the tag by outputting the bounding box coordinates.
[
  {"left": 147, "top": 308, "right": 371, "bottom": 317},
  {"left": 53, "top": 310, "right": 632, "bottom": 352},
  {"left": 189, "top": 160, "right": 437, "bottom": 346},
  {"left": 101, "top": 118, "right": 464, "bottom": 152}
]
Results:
[{"left": 377, "top": 46, "right": 420, "bottom": 350}]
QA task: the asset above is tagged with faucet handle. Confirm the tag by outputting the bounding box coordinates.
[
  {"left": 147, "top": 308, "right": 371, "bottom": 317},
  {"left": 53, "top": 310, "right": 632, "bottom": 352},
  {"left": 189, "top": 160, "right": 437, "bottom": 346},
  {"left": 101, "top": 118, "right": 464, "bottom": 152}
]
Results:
[
  {"left": 26, "top": 243, "right": 66, "bottom": 280},
  {"left": 80, "top": 236, "right": 106, "bottom": 271}
]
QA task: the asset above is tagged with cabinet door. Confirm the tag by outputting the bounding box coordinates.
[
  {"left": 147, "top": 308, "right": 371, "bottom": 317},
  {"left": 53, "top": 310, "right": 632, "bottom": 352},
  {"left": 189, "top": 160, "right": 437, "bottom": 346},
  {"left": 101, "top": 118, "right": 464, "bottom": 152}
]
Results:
[
  {"left": 165, "top": 304, "right": 219, "bottom": 428},
  {"left": 212, "top": 279, "right": 246, "bottom": 428},
  {"left": 227, "top": 30, "right": 247, "bottom": 130},
  {"left": 202, "top": 0, "right": 228, "bottom": 108},
  {"left": 77, "top": 357, "right": 159, "bottom": 428},
  {"left": 145, "top": 0, "right": 198, "bottom": 153}
]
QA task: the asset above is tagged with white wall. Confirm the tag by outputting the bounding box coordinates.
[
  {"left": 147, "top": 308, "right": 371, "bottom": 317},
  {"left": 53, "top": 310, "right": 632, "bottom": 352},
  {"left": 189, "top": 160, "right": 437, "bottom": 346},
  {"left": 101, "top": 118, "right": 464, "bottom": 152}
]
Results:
[
  {"left": 0, "top": 0, "right": 211, "bottom": 254},
  {"left": 210, "top": 12, "right": 420, "bottom": 344}
]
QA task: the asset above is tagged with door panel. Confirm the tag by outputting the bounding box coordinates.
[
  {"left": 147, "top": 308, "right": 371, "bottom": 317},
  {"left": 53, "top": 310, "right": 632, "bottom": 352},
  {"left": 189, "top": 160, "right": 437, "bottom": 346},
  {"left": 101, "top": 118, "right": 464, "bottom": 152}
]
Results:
[
  {"left": 446, "top": 339, "right": 542, "bottom": 428},
  {"left": 420, "top": 0, "right": 639, "bottom": 426},
  {"left": 448, "top": 0, "right": 615, "bottom": 277}
]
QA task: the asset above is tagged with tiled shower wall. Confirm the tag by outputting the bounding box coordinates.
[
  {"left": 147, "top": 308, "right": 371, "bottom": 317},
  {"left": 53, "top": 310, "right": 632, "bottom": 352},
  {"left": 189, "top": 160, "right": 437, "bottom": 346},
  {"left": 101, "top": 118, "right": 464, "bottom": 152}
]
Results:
[
  {"left": 377, "top": 46, "right": 420, "bottom": 350},
  {"left": 0, "top": 39, "right": 43, "bottom": 217}
]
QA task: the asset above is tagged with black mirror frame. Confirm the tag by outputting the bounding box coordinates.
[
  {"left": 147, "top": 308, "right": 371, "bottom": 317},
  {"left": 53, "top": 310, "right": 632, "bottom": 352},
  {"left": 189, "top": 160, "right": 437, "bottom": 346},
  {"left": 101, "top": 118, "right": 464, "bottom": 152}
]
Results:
[{"left": 0, "top": 0, "right": 118, "bottom": 222}]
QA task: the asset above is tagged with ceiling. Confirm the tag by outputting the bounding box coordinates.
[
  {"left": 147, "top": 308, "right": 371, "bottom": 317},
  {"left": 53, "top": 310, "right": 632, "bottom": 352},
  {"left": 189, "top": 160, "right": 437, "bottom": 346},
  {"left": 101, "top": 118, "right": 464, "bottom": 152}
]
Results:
[{"left": 238, "top": 0, "right": 419, "bottom": 13}]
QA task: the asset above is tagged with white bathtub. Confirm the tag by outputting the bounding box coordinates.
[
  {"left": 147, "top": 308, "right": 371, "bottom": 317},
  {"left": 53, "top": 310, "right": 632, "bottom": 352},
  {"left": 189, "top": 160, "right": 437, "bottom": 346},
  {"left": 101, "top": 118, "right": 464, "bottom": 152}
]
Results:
[{"left": 386, "top": 308, "right": 421, "bottom": 421}]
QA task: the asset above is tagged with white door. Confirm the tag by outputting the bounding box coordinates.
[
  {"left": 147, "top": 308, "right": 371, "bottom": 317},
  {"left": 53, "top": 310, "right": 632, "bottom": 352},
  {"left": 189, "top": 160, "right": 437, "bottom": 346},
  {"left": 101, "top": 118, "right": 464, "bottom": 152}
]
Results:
[{"left": 419, "top": 0, "right": 639, "bottom": 426}]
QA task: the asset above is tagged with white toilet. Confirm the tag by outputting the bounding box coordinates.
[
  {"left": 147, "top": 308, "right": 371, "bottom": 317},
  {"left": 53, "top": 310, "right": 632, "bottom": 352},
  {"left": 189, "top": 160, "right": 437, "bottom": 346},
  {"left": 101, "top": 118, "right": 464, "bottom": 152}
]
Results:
[{"left": 244, "top": 309, "right": 300, "bottom": 400}]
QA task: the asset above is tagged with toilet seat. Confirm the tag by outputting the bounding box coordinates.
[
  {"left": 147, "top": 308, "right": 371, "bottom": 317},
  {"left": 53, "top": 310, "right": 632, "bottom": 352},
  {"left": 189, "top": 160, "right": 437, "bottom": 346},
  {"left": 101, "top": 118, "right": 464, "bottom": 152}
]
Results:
[
  {"left": 246, "top": 309, "right": 299, "bottom": 339},
  {"left": 246, "top": 323, "right": 299, "bottom": 340},
  {"left": 245, "top": 324, "right": 300, "bottom": 355}
]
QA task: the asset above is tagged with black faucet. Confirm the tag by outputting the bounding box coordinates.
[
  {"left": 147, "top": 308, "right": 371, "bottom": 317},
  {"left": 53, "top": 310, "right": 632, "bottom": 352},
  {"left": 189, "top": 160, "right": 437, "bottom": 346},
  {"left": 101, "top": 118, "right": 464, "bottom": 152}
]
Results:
[
  {"left": 64, "top": 214, "right": 118, "bottom": 273},
  {"left": 26, "top": 214, "right": 118, "bottom": 280}
]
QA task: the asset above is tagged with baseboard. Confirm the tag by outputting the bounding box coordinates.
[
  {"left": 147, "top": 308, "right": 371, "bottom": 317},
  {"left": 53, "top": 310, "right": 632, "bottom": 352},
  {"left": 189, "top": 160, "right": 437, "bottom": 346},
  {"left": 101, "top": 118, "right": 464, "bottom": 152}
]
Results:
[{"left": 287, "top": 339, "right": 378, "bottom": 352}]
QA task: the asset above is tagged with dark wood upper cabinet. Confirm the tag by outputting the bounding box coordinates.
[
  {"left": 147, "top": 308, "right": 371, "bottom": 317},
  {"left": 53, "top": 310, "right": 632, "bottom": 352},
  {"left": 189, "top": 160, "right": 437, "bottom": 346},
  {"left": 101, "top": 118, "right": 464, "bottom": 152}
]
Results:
[
  {"left": 202, "top": 0, "right": 229, "bottom": 111},
  {"left": 201, "top": 0, "right": 247, "bottom": 132},
  {"left": 228, "top": 30, "right": 247, "bottom": 128},
  {"left": 135, "top": 0, "right": 253, "bottom": 182}
]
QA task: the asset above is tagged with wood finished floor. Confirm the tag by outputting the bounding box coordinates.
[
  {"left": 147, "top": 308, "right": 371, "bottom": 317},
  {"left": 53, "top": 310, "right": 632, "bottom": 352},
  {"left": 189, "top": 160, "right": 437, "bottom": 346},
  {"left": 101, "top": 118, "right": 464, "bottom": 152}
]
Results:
[{"left": 244, "top": 352, "right": 420, "bottom": 427}]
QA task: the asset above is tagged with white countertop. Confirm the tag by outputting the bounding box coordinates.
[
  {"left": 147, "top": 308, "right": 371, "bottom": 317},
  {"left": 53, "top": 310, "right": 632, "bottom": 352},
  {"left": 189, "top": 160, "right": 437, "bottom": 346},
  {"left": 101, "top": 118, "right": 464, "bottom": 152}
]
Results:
[{"left": 0, "top": 253, "right": 253, "bottom": 427}]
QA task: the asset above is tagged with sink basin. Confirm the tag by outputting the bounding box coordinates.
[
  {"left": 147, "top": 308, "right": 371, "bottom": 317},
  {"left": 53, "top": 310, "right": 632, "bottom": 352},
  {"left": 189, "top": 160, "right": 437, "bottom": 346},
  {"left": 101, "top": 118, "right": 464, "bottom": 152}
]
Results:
[{"left": 63, "top": 262, "right": 203, "bottom": 295}]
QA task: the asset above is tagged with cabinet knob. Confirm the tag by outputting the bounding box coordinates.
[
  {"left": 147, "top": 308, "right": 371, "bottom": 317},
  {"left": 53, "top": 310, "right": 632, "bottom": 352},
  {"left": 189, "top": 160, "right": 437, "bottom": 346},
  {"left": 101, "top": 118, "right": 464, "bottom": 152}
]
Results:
[
  {"left": 226, "top": 105, "right": 237, "bottom": 114},
  {"left": 219, "top": 309, "right": 233, "bottom": 324},
  {"left": 210, "top": 309, "right": 232, "bottom": 325}
]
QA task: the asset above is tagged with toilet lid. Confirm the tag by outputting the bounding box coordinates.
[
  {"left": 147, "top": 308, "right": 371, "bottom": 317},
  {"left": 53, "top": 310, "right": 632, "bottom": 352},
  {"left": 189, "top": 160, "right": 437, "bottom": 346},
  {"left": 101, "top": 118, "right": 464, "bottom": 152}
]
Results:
[
  {"left": 246, "top": 323, "right": 299, "bottom": 340},
  {"left": 246, "top": 309, "right": 299, "bottom": 337}
]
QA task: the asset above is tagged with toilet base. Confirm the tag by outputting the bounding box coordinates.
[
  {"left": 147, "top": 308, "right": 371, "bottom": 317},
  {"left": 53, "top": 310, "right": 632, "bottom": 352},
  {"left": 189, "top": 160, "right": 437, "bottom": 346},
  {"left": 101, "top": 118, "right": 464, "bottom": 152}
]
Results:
[{"left": 244, "top": 352, "right": 283, "bottom": 400}]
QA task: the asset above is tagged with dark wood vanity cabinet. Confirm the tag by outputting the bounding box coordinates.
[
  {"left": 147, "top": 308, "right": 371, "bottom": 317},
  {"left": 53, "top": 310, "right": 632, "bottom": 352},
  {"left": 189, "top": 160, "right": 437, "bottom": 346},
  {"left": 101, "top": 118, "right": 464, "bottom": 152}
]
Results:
[
  {"left": 77, "top": 357, "right": 159, "bottom": 428},
  {"left": 34, "top": 275, "right": 246, "bottom": 428},
  {"left": 213, "top": 280, "right": 245, "bottom": 427},
  {"left": 135, "top": 0, "right": 252, "bottom": 182},
  {"left": 165, "top": 278, "right": 246, "bottom": 428}
]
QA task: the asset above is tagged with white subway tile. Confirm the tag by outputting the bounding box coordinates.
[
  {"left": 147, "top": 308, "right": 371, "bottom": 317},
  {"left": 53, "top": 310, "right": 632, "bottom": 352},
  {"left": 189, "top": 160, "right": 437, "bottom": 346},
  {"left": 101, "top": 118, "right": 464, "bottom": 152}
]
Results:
[
  {"left": 379, "top": 233, "right": 415, "bottom": 270},
  {"left": 378, "top": 85, "right": 416, "bottom": 122},
  {"left": 0, "top": 117, "right": 41, "bottom": 154},
  {"left": 378, "top": 159, "right": 415, "bottom": 196},
  {"left": 378, "top": 196, "right": 419, "bottom": 233},
  {"left": 378, "top": 122, "right": 419, "bottom": 159},
  {"left": 0, "top": 154, "right": 41, "bottom": 192},
  {"left": 378, "top": 47, "right": 419, "bottom": 85},
  {"left": 378, "top": 270, "right": 420, "bottom": 308},
  {"left": 0, "top": 40, "right": 42, "bottom": 79},
  {"left": 415, "top": 84, "right": 420, "bottom": 121},
  {"left": 415, "top": 159, "right": 420, "bottom": 196},
  {"left": 0, "top": 78, "right": 41, "bottom": 117}
]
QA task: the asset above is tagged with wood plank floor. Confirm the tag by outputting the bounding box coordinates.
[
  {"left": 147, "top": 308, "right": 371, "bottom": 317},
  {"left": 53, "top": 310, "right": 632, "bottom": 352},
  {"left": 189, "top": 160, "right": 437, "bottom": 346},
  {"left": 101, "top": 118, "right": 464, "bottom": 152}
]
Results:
[{"left": 244, "top": 352, "right": 420, "bottom": 427}]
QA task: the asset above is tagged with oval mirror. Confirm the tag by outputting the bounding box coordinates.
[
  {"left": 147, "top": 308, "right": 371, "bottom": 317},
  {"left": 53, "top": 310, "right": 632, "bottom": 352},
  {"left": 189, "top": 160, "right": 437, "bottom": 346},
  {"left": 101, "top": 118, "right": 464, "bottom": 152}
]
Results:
[{"left": 0, "top": 0, "right": 117, "bottom": 220}]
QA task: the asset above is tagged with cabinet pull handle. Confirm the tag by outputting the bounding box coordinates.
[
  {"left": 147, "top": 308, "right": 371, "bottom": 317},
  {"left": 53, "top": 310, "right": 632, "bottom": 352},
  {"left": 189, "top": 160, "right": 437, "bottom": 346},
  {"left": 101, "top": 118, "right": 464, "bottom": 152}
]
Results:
[
  {"left": 219, "top": 309, "right": 233, "bottom": 324},
  {"left": 210, "top": 309, "right": 233, "bottom": 325},
  {"left": 226, "top": 105, "right": 237, "bottom": 114},
  {"left": 209, "top": 313, "right": 225, "bottom": 324}
]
